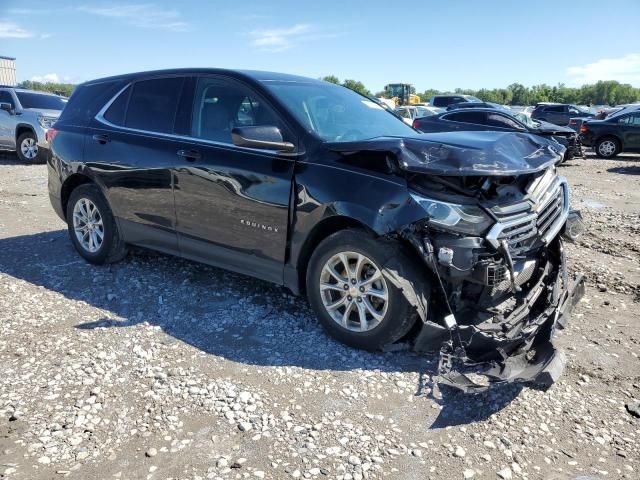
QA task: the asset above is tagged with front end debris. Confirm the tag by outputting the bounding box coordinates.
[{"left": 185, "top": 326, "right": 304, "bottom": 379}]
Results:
[{"left": 400, "top": 166, "right": 585, "bottom": 393}]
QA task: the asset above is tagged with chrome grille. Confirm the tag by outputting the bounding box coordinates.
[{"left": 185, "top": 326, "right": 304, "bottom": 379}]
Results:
[{"left": 487, "top": 177, "right": 569, "bottom": 255}]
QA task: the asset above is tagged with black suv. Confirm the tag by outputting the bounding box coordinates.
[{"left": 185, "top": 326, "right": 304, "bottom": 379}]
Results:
[
  {"left": 48, "top": 69, "right": 583, "bottom": 391},
  {"left": 531, "top": 103, "right": 594, "bottom": 126}
]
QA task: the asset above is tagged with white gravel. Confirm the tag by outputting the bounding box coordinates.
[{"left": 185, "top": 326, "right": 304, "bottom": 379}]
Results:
[{"left": 0, "top": 151, "right": 639, "bottom": 479}]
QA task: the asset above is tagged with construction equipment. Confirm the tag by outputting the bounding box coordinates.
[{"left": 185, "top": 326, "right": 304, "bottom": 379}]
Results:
[{"left": 383, "top": 83, "right": 421, "bottom": 107}]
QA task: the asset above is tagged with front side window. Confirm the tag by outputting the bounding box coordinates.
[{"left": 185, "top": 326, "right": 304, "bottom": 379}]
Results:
[
  {"left": 191, "top": 77, "right": 287, "bottom": 144},
  {"left": 124, "top": 77, "right": 184, "bottom": 133},
  {"left": 264, "top": 81, "right": 415, "bottom": 142},
  {"left": 486, "top": 113, "right": 525, "bottom": 130},
  {"left": 15, "top": 92, "right": 67, "bottom": 110},
  {"left": 0, "top": 91, "right": 14, "bottom": 108}
]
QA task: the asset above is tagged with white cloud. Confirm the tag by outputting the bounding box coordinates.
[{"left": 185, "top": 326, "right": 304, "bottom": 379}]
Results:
[
  {"left": 250, "top": 24, "right": 332, "bottom": 52},
  {"left": 567, "top": 53, "right": 640, "bottom": 86},
  {"left": 31, "top": 73, "right": 61, "bottom": 83},
  {"left": 0, "top": 21, "right": 33, "bottom": 38},
  {"left": 78, "top": 4, "right": 189, "bottom": 32}
]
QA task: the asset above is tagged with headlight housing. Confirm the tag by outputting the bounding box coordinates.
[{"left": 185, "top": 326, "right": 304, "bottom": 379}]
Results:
[
  {"left": 38, "top": 115, "right": 57, "bottom": 129},
  {"left": 410, "top": 192, "right": 493, "bottom": 235}
]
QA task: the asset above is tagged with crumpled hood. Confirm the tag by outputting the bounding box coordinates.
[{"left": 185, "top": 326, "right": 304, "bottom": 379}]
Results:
[{"left": 327, "top": 131, "right": 564, "bottom": 176}]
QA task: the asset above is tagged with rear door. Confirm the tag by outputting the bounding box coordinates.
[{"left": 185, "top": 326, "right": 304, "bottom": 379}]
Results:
[
  {"left": 87, "top": 75, "right": 191, "bottom": 251},
  {"left": 172, "top": 75, "right": 296, "bottom": 283},
  {"left": 617, "top": 113, "right": 640, "bottom": 148}
]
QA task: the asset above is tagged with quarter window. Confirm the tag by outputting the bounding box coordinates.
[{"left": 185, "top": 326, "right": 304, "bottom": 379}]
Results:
[
  {"left": 191, "top": 77, "right": 287, "bottom": 144},
  {"left": 103, "top": 86, "right": 130, "bottom": 125},
  {"left": 124, "top": 77, "right": 184, "bottom": 133}
]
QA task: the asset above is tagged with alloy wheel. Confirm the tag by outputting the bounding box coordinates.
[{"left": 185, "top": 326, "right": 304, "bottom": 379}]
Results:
[
  {"left": 20, "top": 137, "right": 38, "bottom": 160},
  {"left": 319, "top": 251, "right": 389, "bottom": 332},
  {"left": 598, "top": 140, "right": 616, "bottom": 157},
  {"left": 73, "top": 198, "right": 104, "bottom": 253}
]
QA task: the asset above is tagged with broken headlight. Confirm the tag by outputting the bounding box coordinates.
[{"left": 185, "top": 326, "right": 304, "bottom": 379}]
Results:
[{"left": 410, "top": 192, "right": 493, "bottom": 235}]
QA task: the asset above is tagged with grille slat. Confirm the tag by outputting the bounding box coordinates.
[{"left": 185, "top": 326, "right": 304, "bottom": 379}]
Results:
[{"left": 494, "top": 181, "right": 566, "bottom": 254}]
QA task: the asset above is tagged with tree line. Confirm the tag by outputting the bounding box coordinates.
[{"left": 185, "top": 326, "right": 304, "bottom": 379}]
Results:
[
  {"left": 322, "top": 76, "right": 640, "bottom": 106},
  {"left": 18, "top": 77, "right": 640, "bottom": 107}
]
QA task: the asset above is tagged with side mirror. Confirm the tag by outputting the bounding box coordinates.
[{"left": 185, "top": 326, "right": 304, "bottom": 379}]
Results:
[
  {"left": 0, "top": 102, "right": 14, "bottom": 114},
  {"left": 231, "top": 126, "right": 295, "bottom": 152}
]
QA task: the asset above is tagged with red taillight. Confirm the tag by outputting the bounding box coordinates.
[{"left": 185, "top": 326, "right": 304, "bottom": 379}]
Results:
[
  {"left": 45, "top": 128, "right": 58, "bottom": 143},
  {"left": 579, "top": 125, "right": 588, "bottom": 134},
  {"left": 412, "top": 119, "right": 419, "bottom": 129}
]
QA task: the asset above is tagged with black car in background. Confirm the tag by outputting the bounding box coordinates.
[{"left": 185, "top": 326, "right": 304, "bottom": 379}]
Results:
[
  {"left": 446, "top": 101, "right": 508, "bottom": 111},
  {"left": 531, "top": 103, "right": 594, "bottom": 126},
  {"left": 429, "top": 94, "right": 481, "bottom": 108},
  {"left": 579, "top": 109, "right": 640, "bottom": 158},
  {"left": 413, "top": 108, "right": 583, "bottom": 160},
  {"left": 47, "top": 68, "right": 583, "bottom": 391}
]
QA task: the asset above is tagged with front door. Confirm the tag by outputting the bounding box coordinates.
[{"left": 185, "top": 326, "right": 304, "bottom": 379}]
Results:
[{"left": 173, "top": 76, "right": 296, "bottom": 283}]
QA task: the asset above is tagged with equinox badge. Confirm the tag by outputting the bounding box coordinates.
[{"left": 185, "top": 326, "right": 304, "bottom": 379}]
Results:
[{"left": 240, "top": 219, "right": 279, "bottom": 233}]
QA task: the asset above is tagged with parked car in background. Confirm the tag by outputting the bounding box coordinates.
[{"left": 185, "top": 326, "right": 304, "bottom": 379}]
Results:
[
  {"left": 531, "top": 103, "right": 594, "bottom": 126},
  {"left": 413, "top": 107, "right": 583, "bottom": 160},
  {"left": 47, "top": 68, "right": 583, "bottom": 391},
  {"left": 579, "top": 109, "right": 640, "bottom": 158},
  {"left": 395, "top": 105, "right": 443, "bottom": 124},
  {"left": 429, "top": 94, "right": 481, "bottom": 108},
  {"left": 446, "top": 101, "right": 510, "bottom": 111},
  {"left": 0, "top": 85, "right": 66, "bottom": 163}
]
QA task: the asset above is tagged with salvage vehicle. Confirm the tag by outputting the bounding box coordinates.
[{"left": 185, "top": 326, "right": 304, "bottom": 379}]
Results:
[
  {"left": 579, "top": 109, "right": 640, "bottom": 158},
  {"left": 412, "top": 108, "right": 584, "bottom": 160},
  {"left": 0, "top": 85, "right": 66, "bottom": 163},
  {"left": 47, "top": 69, "right": 584, "bottom": 392},
  {"left": 531, "top": 103, "right": 594, "bottom": 126}
]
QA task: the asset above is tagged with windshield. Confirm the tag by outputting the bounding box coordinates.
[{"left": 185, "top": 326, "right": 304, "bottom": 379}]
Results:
[
  {"left": 265, "top": 81, "right": 415, "bottom": 142},
  {"left": 514, "top": 112, "right": 538, "bottom": 128},
  {"left": 16, "top": 92, "right": 67, "bottom": 110},
  {"left": 466, "top": 96, "right": 482, "bottom": 103}
]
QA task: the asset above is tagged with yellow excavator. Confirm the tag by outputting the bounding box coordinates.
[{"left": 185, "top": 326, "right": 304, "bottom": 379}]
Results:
[{"left": 383, "top": 83, "right": 421, "bottom": 107}]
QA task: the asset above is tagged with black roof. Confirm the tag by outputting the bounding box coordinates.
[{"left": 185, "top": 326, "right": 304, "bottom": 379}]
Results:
[{"left": 83, "top": 68, "right": 325, "bottom": 87}]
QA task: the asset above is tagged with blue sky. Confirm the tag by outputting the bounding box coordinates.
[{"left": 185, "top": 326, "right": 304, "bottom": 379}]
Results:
[{"left": 1, "top": 0, "right": 640, "bottom": 92}]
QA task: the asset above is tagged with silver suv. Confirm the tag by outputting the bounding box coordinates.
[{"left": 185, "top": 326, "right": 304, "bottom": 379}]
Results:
[{"left": 0, "top": 86, "right": 67, "bottom": 163}]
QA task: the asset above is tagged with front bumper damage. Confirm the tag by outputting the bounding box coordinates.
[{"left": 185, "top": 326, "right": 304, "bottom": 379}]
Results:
[{"left": 402, "top": 211, "right": 585, "bottom": 394}]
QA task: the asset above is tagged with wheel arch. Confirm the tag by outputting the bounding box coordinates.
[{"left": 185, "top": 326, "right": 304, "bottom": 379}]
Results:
[
  {"left": 15, "top": 123, "right": 36, "bottom": 144},
  {"left": 292, "top": 215, "right": 376, "bottom": 295},
  {"left": 60, "top": 173, "right": 96, "bottom": 221}
]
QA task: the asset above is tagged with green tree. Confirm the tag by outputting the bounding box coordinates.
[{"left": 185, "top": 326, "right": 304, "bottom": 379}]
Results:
[
  {"left": 18, "top": 80, "right": 75, "bottom": 97},
  {"left": 341, "top": 79, "right": 371, "bottom": 96},
  {"left": 321, "top": 75, "right": 340, "bottom": 84}
]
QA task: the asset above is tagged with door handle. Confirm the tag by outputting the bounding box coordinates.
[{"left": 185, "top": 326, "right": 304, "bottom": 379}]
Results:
[
  {"left": 177, "top": 149, "right": 201, "bottom": 161},
  {"left": 92, "top": 134, "right": 110, "bottom": 144}
]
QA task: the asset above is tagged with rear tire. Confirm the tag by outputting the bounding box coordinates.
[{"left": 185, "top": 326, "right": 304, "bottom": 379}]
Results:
[
  {"left": 66, "top": 184, "right": 127, "bottom": 265},
  {"left": 306, "top": 229, "right": 419, "bottom": 351},
  {"left": 16, "top": 131, "right": 43, "bottom": 164},
  {"left": 595, "top": 137, "right": 620, "bottom": 158}
]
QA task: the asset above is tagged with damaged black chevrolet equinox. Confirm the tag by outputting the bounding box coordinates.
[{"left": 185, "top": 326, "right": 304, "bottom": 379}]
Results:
[{"left": 48, "top": 69, "right": 585, "bottom": 391}]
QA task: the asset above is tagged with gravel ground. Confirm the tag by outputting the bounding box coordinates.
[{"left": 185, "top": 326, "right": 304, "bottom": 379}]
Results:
[{"left": 0, "top": 150, "right": 638, "bottom": 480}]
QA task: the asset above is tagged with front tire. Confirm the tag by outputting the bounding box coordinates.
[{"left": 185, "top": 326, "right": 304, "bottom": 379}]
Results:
[
  {"left": 595, "top": 137, "right": 620, "bottom": 158},
  {"left": 66, "top": 184, "right": 127, "bottom": 264},
  {"left": 17, "top": 131, "right": 43, "bottom": 164},
  {"left": 306, "top": 229, "right": 419, "bottom": 351}
]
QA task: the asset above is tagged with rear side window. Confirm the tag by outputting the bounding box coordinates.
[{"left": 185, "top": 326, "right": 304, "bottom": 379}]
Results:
[
  {"left": 125, "top": 77, "right": 184, "bottom": 133},
  {"left": 444, "top": 111, "right": 486, "bottom": 124},
  {"left": 544, "top": 105, "right": 564, "bottom": 113},
  {"left": 431, "top": 97, "right": 448, "bottom": 107},
  {"left": 58, "top": 80, "right": 122, "bottom": 126},
  {"left": 618, "top": 113, "right": 640, "bottom": 126}
]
